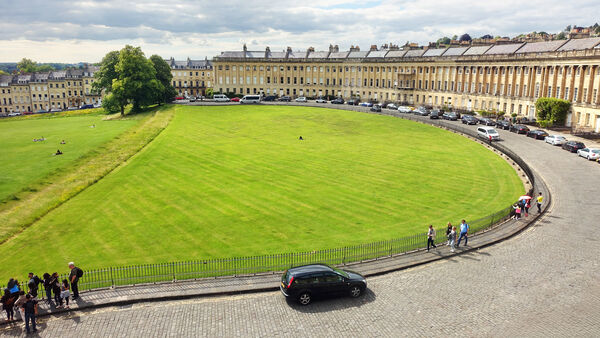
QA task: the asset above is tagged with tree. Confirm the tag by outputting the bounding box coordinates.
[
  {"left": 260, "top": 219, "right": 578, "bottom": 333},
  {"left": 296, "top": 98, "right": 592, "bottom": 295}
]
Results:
[
  {"left": 451, "top": 35, "right": 458, "bottom": 40},
  {"left": 480, "top": 34, "right": 493, "bottom": 39},
  {"left": 0, "top": 70, "right": 8, "bottom": 76},
  {"left": 535, "top": 97, "right": 571, "bottom": 126},
  {"left": 556, "top": 31, "right": 567, "bottom": 40},
  {"left": 94, "top": 45, "right": 161, "bottom": 116},
  {"left": 459, "top": 33, "right": 472, "bottom": 42},
  {"left": 205, "top": 88, "right": 214, "bottom": 98},
  {"left": 565, "top": 25, "right": 572, "bottom": 32},
  {"left": 436, "top": 37, "right": 451, "bottom": 46},
  {"left": 16, "top": 58, "right": 55, "bottom": 73},
  {"left": 149, "top": 55, "right": 177, "bottom": 104}
]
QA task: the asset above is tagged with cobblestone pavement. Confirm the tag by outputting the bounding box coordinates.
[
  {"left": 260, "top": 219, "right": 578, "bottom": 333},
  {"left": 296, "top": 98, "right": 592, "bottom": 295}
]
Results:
[{"left": 2, "top": 111, "right": 599, "bottom": 337}]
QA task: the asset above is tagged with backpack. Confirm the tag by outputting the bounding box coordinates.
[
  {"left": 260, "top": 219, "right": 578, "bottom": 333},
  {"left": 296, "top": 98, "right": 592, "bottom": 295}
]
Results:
[{"left": 76, "top": 268, "right": 84, "bottom": 278}]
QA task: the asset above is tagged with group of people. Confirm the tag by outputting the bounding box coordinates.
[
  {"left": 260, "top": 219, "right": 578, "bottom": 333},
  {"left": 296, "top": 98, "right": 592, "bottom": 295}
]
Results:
[
  {"left": 512, "top": 192, "right": 544, "bottom": 220},
  {"left": 32, "top": 137, "right": 46, "bottom": 142},
  {"left": 427, "top": 220, "right": 470, "bottom": 253},
  {"left": 0, "top": 262, "right": 83, "bottom": 334}
]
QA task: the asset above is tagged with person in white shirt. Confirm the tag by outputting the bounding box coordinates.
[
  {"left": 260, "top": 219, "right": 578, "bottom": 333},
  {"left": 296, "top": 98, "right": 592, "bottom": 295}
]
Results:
[{"left": 427, "top": 225, "right": 437, "bottom": 252}]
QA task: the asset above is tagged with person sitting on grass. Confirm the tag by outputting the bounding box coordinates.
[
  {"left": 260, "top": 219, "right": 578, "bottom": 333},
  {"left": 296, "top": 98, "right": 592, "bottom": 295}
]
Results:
[
  {"left": 60, "top": 140, "right": 66, "bottom": 144},
  {"left": 54, "top": 149, "right": 63, "bottom": 156},
  {"left": 299, "top": 136, "right": 304, "bottom": 140}
]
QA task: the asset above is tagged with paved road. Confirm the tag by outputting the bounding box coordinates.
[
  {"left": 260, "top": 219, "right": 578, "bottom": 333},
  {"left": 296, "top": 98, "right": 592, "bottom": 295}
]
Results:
[{"left": 2, "top": 109, "right": 599, "bottom": 337}]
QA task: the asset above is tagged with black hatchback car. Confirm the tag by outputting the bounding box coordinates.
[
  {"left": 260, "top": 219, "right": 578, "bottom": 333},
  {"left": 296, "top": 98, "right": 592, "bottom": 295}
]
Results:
[
  {"left": 280, "top": 264, "right": 367, "bottom": 305},
  {"left": 496, "top": 120, "right": 511, "bottom": 130},
  {"left": 510, "top": 124, "right": 530, "bottom": 134},
  {"left": 461, "top": 115, "right": 478, "bottom": 125},
  {"left": 562, "top": 140, "right": 586, "bottom": 153},
  {"left": 526, "top": 129, "right": 550, "bottom": 140},
  {"left": 479, "top": 117, "right": 496, "bottom": 126}
]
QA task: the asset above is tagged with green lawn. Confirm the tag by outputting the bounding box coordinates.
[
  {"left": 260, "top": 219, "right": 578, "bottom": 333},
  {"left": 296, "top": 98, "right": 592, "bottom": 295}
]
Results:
[
  {"left": 0, "top": 113, "right": 138, "bottom": 202},
  {"left": 0, "top": 105, "right": 523, "bottom": 280}
]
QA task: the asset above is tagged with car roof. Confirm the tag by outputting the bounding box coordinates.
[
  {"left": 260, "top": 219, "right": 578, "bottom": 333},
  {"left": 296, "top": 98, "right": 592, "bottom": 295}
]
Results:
[{"left": 287, "top": 264, "right": 334, "bottom": 276}]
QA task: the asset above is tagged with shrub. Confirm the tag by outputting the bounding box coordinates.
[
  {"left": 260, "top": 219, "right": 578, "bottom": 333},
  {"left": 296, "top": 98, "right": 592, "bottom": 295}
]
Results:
[{"left": 535, "top": 97, "right": 571, "bottom": 127}]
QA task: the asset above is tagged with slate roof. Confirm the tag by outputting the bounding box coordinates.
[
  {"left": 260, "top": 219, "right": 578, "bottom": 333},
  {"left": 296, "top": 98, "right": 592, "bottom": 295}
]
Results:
[
  {"left": 516, "top": 40, "right": 566, "bottom": 53},
  {"left": 463, "top": 45, "right": 492, "bottom": 55},
  {"left": 403, "top": 49, "right": 425, "bottom": 57},
  {"left": 0, "top": 75, "right": 12, "bottom": 86},
  {"left": 220, "top": 51, "right": 245, "bottom": 58},
  {"left": 268, "top": 51, "right": 286, "bottom": 58},
  {"left": 366, "top": 50, "right": 388, "bottom": 58},
  {"left": 328, "top": 51, "right": 349, "bottom": 58},
  {"left": 484, "top": 43, "right": 524, "bottom": 55},
  {"left": 347, "top": 51, "right": 369, "bottom": 58},
  {"left": 422, "top": 48, "right": 446, "bottom": 57},
  {"left": 385, "top": 50, "right": 407, "bottom": 58},
  {"left": 308, "top": 51, "right": 330, "bottom": 59},
  {"left": 442, "top": 47, "right": 469, "bottom": 56},
  {"left": 556, "top": 37, "right": 600, "bottom": 51},
  {"left": 287, "top": 51, "right": 306, "bottom": 58}
]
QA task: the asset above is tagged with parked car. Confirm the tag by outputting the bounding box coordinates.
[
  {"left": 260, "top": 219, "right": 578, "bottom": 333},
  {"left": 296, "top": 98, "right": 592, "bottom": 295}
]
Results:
[
  {"left": 577, "top": 147, "right": 600, "bottom": 161},
  {"left": 509, "top": 124, "right": 530, "bottom": 134},
  {"left": 240, "top": 95, "right": 261, "bottom": 104},
  {"left": 478, "top": 117, "right": 496, "bottom": 126},
  {"left": 442, "top": 112, "right": 458, "bottom": 121},
  {"left": 79, "top": 104, "right": 94, "bottom": 109},
  {"left": 8, "top": 112, "right": 21, "bottom": 117},
  {"left": 386, "top": 103, "right": 398, "bottom": 110},
  {"left": 263, "top": 96, "right": 277, "bottom": 101},
  {"left": 295, "top": 97, "right": 307, "bottom": 102},
  {"left": 544, "top": 135, "right": 567, "bottom": 146},
  {"left": 230, "top": 97, "right": 240, "bottom": 102},
  {"left": 562, "top": 140, "right": 586, "bottom": 153},
  {"left": 461, "top": 115, "right": 478, "bottom": 125},
  {"left": 359, "top": 102, "right": 373, "bottom": 107},
  {"left": 280, "top": 264, "right": 367, "bottom": 305},
  {"left": 278, "top": 96, "right": 291, "bottom": 102},
  {"left": 213, "top": 94, "right": 230, "bottom": 102},
  {"left": 315, "top": 97, "right": 327, "bottom": 103},
  {"left": 526, "top": 129, "right": 550, "bottom": 140},
  {"left": 495, "top": 120, "right": 511, "bottom": 130},
  {"left": 429, "top": 110, "right": 440, "bottom": 119},
  {"left": 331, "top": 98, "right": 344, "bottom": 104},
  {"left": 346, "top": 99, "right": 359, "bottom": 105},
  {"left": 398, "top": 106, "right": 412, "bottom": 113},
  {"left": 477, "top": 126, "right": 500, "bottom": 141},
  {"left": 370, "top": 104, "right": 382, "bottom": 112}
]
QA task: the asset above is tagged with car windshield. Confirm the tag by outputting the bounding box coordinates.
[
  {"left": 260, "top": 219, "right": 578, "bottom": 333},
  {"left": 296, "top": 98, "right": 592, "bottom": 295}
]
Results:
[
  {"left": 332, "top": 267, "right": 349, "bottom": 278},
  {"left": 592, "top": 150, "right": 600, "bottom": 154}
]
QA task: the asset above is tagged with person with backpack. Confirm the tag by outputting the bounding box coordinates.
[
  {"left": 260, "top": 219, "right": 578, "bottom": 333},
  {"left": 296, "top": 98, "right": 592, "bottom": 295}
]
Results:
[
  {"left": 445, "top": 222, "right": 452, "bottom": 246},
  {"left": 1, "top": 290, "right": 15, "bottom": 322},
  {"left": 68, "top": 262, "right": 83, "bottom": 300},
  {"left": 27, "top": 273, "right": 41, "bottom": 298},
  {"left": 21, "top": 294, "right": 38, "bottom": 334},
  {"left": 6, "top": 278, "right": 20, "bottom": 295}
]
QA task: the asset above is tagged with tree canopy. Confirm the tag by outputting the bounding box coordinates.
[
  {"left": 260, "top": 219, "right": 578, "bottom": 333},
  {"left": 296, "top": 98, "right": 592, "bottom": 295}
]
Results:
[
  {"left": 459, "top": 33, "right": 472, "bottom": 42},
  {"left": 94, "top": 46, "right": 176, "bottom": 116},
  {"left": 535, "top": 97, "right": 571, "bottom": 126},
  {"left": 16, "top": 58, "right": 55, "bottom": 73}
]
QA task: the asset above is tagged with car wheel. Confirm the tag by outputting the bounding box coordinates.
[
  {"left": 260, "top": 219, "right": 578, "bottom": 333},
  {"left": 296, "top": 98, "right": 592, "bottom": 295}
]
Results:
[
  {"left": 297, "top": 292, "right": 312, "bottom": 305},
  {"left": 349, "top": 285, "right": 363, "bottom": 298}
]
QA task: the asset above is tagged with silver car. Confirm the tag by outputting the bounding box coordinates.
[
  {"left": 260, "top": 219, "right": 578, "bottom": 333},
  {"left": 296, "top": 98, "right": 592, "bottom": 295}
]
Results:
[
  {"left": 544, "top": 135, "right": 567, "bottom": 146},
  {"left": 577, "top": 148, "right": 600, "bottom": 161}
]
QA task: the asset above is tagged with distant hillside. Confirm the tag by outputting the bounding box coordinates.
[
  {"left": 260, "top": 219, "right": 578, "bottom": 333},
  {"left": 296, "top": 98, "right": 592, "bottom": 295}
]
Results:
[{"left": 0, "top": 62, "right": 88, "bottom": 74}]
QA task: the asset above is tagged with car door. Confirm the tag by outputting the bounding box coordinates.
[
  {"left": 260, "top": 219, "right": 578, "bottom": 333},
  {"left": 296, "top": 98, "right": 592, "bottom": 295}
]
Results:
[{"left": 319, "top": 271, "right": 346, "bottom": 296}]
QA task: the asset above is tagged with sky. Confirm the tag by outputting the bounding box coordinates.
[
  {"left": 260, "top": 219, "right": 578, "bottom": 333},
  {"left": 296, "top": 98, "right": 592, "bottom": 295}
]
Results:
[{"left": 0, "top": 0, "right": 599, "bottom": 63}]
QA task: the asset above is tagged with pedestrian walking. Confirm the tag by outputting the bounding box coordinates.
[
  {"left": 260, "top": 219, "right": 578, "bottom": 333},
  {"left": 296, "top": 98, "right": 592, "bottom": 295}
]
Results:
[
  {"left": 27, "top": 273, "right": 41, "bottom": 299},
  {"left": 449, "top": 226, "right": 457, "bottom": 252},
  {"left": 456, "top": 220, "right": 469, "bottom": 247},
  {"left": 536, "top": 192, "right": 543, "bottom": 213},
  {"left": 21, "top": 294, "right": 37, "bottom": 334},
  {"left": 427, "top": 225, "right": 437, "bottom": 251},
  {"left": 524, "top": 199, "right": 530, "bottom": 217},
  {"left": 13, "top": 291, "right": 26, "bottom": 322},
  {"left": 68, "top": 262, "right": 83, "bottom": 300},
  {"left": 445, "top": 223, "right": 452, "bottom": 245},
  {"left": 1, "top": 290, "right": 15, "bottom": 322},
  {"left": 50, "top": 272, "right": 61, "bottom": 305},
  {"left": 58, "top": 279, "right": 70, "bottom": 309},
  {"left": 515, "top": 205, "right": 521, "bottom": 220},
  {"left": 42, "top": 273, "right": 53, "bottom": 305}
]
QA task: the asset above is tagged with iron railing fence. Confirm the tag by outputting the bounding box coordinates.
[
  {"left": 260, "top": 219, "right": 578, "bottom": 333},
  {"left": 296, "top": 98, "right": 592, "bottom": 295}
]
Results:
[{"left": 3, "top": 105, "right": 535, "bottom": 297}]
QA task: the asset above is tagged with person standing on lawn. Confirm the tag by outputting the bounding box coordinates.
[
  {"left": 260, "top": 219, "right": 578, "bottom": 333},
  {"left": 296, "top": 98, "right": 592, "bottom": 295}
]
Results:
[
  {"left": 21, "top": 294, "right": 37, "bottom": 334},
  {"left": 456, "top": 220, "right": 469, "bottom": 248},
  {"left": 427, "top": 225, "right": 437, "bottom": 252},
  {"left": 68, "top": 262, "right": 83, "bottom": 300}
]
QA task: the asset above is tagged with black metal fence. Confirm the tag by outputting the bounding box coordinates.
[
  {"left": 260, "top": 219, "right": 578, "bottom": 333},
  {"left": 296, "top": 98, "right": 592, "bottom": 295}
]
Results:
[{"left": 3, "top": 104, "right": 535, "bottom": 296}]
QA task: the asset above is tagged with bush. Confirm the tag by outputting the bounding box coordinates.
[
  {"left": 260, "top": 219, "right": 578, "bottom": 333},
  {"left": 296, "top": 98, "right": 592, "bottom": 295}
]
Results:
[{"left": 535, "top": 97, "right": 571, "bottom": 127}]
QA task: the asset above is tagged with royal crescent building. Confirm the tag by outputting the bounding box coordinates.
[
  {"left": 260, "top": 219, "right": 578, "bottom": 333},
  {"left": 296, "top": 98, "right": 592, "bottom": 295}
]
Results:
[{"left": 2, "top": 37, "right": 600, "bottom": 133}]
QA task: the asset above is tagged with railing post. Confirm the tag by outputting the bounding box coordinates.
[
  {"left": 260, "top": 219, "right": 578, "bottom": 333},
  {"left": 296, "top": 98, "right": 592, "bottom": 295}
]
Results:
[
  {"left": 110, "top": 267, "right": 114, "bottom": 288},
  {"left": 171, "top": 262, "right": 176, "bottom": 282}
]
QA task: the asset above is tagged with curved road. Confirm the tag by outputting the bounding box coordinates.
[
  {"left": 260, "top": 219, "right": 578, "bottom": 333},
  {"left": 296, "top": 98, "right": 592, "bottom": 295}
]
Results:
[{"left": 2, "top": 109, "right": 599, "bottom": 337}]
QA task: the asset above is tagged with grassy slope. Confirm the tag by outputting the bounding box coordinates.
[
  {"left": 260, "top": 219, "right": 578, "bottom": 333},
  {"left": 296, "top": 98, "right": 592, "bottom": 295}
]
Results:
[
  {"left": 0, "top": 113, "right": 137, "bottom": 202},
  {"left": 0, "top": 105, "right": 523, "bottom": 279}
]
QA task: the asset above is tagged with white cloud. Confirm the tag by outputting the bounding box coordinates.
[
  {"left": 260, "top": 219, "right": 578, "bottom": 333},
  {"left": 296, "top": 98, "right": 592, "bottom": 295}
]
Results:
[{"left": 0, "top": 0, "right": 598, "bottom": 62}]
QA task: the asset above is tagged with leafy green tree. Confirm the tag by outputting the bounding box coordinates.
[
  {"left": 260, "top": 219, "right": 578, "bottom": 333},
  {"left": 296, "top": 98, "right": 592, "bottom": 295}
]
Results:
[
  {"left": 0, "top": 70, "right": 8, "bottom": 76},
  {"left": 16, "top": 58, "right": 55, "bottom": 73},
  {"left": 556, "top": 31, "right": 567, "bottom": 40},
  {"left": 149, "top": 55, "right": 177, "bottom": 104},
  {"left": 451, "top": 35, "right": 458, "bottom": 40},
  {"left": 535, "top": 97, "right": 571, "bottom": 126},
  {"left": 95, "top": 46, "right": 161, "bottom": 116},
  {"left": 206, "top": 88, "right": 214, "bottom": 98},
  {"left": 459, "top": 33, "right": 472, "bottom": 42}
]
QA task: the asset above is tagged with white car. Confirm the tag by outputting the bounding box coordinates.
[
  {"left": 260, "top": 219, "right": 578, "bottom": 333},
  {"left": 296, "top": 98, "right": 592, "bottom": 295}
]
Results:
[
  {"left": 295, "top": 97, "right": 307, "bottom": 102},
  {"left": 544, "top": 135, "right": 567, "bottom": 146},
  {"left": 315, "top": 98, "right": 327, "bottom": 103},
  {"left": 577, "top": 147, "right": 600, "bottom": 161},
  {"left": 397, "top": 106, "right": 412, "bottom": 113},
  {"left": 477, "top": 126, "right": 500, "bottom": 141},
  {"left": 213, "top": 94, "right": 230, "bottom": 102},
  {"left": 8, "top": 112, "right": 21, "bottom": 117},
  {"left": 386, "top": 103, "right": 398, "bottom": 110}
]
